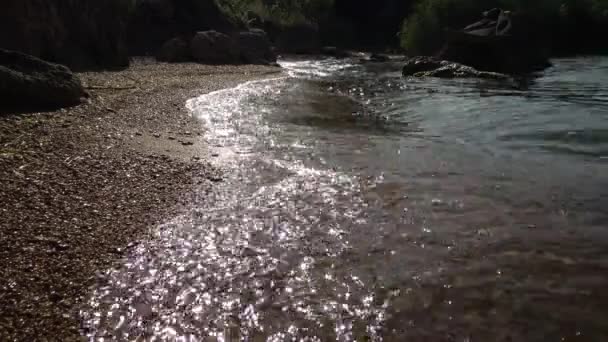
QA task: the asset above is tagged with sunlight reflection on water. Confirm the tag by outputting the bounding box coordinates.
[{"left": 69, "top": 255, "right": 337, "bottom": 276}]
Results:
[{"left": 81, "top": 58, "right": 608, "bottom": 341}]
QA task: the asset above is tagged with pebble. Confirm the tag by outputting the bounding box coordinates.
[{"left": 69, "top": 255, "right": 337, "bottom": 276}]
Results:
[
  {"left": 208, "top": 176, "right": 223, "bottom": 182},
  {"left": 0, "top": 58, "right": 273, "bottom": 341}
]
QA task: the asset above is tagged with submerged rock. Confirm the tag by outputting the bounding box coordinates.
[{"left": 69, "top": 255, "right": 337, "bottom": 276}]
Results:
[
  {"left": 321, "top": 46, "right": 351, "bottom": 59},
  {"left": 402, "top": 56, "right": 447, "bottom": 76},
  {"left": 415, "top": 63, "right": 510, "bottom": 80},
  {"left": 190, "top": 31, "right": 239, "bottom": 65},
  {"left": 403, "top": 56, "right": 509, "bottom": 80},
  {"left": 369, "top": 53, "right": 390, "bottom": 62},
  {"left": 0, "top": 49, "right": 87, "bottom": 111},
  {"left": 237, "top": 29, "right": 277, "bottom": 65}
]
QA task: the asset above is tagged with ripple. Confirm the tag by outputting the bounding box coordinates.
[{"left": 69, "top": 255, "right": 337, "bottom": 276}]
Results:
[{"left": 80, "top": 58, "right": 608, "bottom": 341}]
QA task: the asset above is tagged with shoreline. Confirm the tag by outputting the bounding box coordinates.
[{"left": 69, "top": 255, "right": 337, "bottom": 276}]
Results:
[{"left": 0, "top": 59, "right": 281, "bottom": 340}]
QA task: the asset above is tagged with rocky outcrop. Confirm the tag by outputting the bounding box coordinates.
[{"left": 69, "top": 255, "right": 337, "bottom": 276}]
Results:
[
  {"left": 439, "top": 9, "right": 551, "bottom": 74},
  {"left": 236, "top": 29, "right": 277, "bottom": 65},
  {"left": 0, "top": 0, "right": 131, "bottom": 71},
  {"left": 0, "top": 49, "right": 86, "bottom": 111},
  {"left": 190, "top": 31, "right": 239, "bottom": 65},
  {"left": 128, "top": 0, "right": 240, "bottom": 57},
  {"left": 156, "top": 37, "right": 190, "bottom": 63},
  {"left": 402, "top": 56, "right": 509, "bottom": 80},
  {"left": 157, "top": 30, "right": 277, "bottom": 66}
]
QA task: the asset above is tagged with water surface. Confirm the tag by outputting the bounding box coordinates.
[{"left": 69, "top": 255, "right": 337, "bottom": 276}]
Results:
[{"left": 81, "top": 57, "right": 608, "bottom": 341}]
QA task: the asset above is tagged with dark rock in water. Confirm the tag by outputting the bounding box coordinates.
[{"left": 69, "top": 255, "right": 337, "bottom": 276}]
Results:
[
  {"left": 402, "top": 56, "right": 447, "bottom": 76},
  {"left": 128, "top": 0, "right": 240, "bottom": 57},
  {"left": 157, "top": 37, "right": 191, "bottom": 63},
  {"left": 0, "top": 49, "right": 87, "bottom": 111},
  {"left": 274, "top": 23, "right": 321, "bottom": 54},
  {"left": 191, "top": 31, "right": 239, "bottom": 65},
  {"left": 0, "top": 0, "right": 130, "bottom": 71},
  {"left": 321, "top": 46, "right": 351, "bottom": 59},
  {"left": 237, "top": 29, "right": 277, "bottom": 65},
  {"left": 403, "top": 56, "right": 509, "bottom": 80},
  {"left": 415, "top": 63, "right": 510, "bottom": 80},
  {"left": 369, "top": 53, "right": 390, "bottom": 62}
]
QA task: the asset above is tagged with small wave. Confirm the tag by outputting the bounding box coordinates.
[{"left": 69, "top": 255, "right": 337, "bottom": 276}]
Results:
[{"left": 279, "top": 58, "right": 356, "bottom": 78}]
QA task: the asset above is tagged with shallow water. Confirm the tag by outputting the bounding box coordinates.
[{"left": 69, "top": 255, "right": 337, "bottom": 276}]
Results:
[{"left": 81, "top": 57, "right": 608, "bottom": 341}]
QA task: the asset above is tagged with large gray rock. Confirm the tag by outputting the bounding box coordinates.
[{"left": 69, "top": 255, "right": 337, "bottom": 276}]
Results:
[
  {"left": 0, "top": 49, "right": 87, "bottom": 111},
  {"left": 156, "top": 37, "right": 190, "bottom": 63},
  {"left": 0, "top": 0, "right": 130, "bottom": 71},
  {"left": 190, "top": 31, "right": 239, "bottom": 65},
  {"left": 236, "top": 29, "right": 277, "bottom": 65}
]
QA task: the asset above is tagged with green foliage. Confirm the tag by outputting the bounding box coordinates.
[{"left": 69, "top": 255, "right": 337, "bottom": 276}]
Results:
[{"left": 400, "top": 0, "right": 608, "bottom": 55}]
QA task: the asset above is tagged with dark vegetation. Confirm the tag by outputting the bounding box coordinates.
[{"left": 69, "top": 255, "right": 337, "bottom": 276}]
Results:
[
  {"left": 222, "top": 0, "right": 608, "bottom": 56},
  {"left": 401, "top": 0, "right": 608, "bottom": 56}
]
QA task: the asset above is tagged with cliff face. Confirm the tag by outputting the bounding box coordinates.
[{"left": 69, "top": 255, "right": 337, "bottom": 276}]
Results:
[{"left": 0, "top": 0, "right": 131, "bottom": 71}]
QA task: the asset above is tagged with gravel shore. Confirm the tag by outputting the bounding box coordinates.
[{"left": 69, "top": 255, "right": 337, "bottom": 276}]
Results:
[{"left": 0, "top": 59, "right": 281, "bottom": 340}]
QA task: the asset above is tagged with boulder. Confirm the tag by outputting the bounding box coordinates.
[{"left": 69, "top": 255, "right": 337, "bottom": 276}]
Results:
[
  {"left": 0, "top": 49, "right": 87, "bottom": 111},
  {"left": 190, "top": 31, "right": 239, "bottom": 65},
  {"left": 128, "top": 0, "right": 241, "bottom": 56},
  {"left": 0, "top": 0, "right": 130, "bottom": 71},
  {"left": 236, "top": 30, "right": 277, "bottom": 65},
  {"left": 439, "top": 9, "right": 551, "bottom": 74},
  {"left": 156, "top": 37, "right": 191, "bottom": 63}
]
